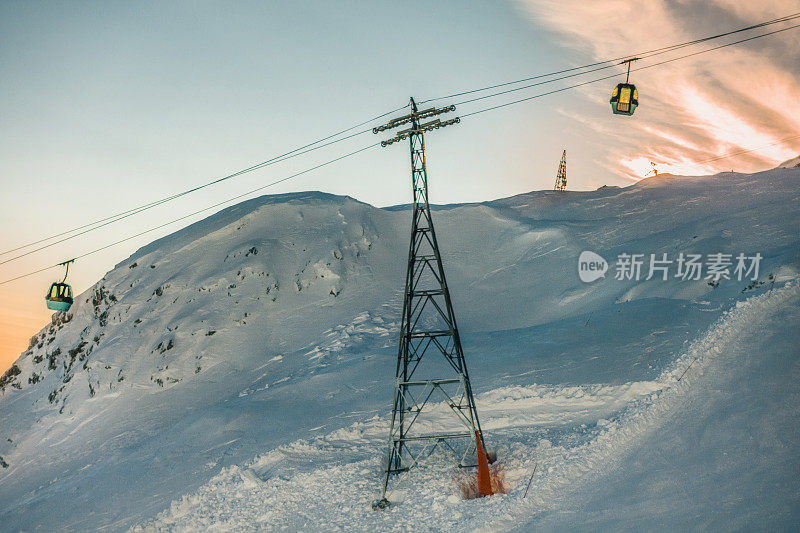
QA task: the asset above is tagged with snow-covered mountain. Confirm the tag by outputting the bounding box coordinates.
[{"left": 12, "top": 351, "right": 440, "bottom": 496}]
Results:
[{"left": 1, "top": 165, "right": 798, "bottom": 531}]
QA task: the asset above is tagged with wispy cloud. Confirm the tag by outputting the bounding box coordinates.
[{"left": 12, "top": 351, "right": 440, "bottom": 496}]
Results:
[{"left": 515, "top": 0, "right": 800, "bottom": 179}]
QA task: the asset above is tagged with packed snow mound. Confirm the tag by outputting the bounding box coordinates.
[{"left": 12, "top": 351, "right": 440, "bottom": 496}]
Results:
[
  {"left": 777, "top": 154, "right": 800, "bottom": 168},
  {"left": 1, "top": 165, "right": 799, "bottom": 530}
]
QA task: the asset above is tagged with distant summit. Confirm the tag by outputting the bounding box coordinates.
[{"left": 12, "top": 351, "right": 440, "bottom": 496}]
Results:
[{"left": 777, "top": 155, "right": 800, "bottom": 168}]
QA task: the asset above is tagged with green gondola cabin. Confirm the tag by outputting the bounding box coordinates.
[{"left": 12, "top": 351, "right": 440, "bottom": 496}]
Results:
[
  {"left": 45, "top": 282, "right": 73, "bottom": 312},
  {"left": 610, "top": 83, "right": 638, "bottom": 116}
]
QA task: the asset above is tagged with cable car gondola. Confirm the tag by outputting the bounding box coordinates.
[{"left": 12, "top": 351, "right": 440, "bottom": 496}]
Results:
[
  {"left": 46, "top": 259, "right": 75, "bottom": 312},
  {"left": 610, "top": 58, "right": 639, "bottom": 116}
]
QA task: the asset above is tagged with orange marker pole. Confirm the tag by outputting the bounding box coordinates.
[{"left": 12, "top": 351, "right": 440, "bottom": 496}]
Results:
[{"left": 475, "top": 431, "right": 493, "bottom": 497}]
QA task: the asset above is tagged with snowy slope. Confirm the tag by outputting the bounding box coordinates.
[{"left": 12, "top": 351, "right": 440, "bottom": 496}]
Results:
[
  {"left": 0, "top": 167, "right": 798, "bottom": 531},
  {"left": 522, "top": 286, "right": 800, "bottom": 531},
  {"left": 134, "top": 283, "right": 800, "bottom": 532}
]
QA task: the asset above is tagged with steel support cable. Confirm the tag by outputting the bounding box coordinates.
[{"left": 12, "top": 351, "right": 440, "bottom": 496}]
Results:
[
  {"left": 691, "top": 134, "right": 800, "bottom": 166},
  {"left": 4, "top": 132, "right": 796, "bottom": 287},
  {"left": 0, "top": 128, "right": 375, "bottom": 267},
  {"left": 453, "top": 59, "right": 631, "bottom": 106},
  {"left": 631, "top": 133, "right": 800, "bottom": 179},
  {"left": 420, "top": 12, "right": 800, "bottom": 104},
  {"left": 4, "top": 24, "right": 799, "bottom": 285},
  {"left": 6, "top": 14, "right": 797, "bottom": 258},
  {"left": 0, "top": 143, "right": 380, "bottom": 286},
  {"left": 458, "top": 22, "right": 800, "bottom": 118},
  {"left": 0, "top": 104, "right": 409, "bottom": 258}
]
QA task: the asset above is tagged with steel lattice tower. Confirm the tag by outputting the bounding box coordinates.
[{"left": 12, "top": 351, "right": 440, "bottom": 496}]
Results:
[
  {"left": 554, "top": 150, "right": 567, "bottom": 190},
  {"left": 372, "top": 98, "right": 486, "bottom": 509}
]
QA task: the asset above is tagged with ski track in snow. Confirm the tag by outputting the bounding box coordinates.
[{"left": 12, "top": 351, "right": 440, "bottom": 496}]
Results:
[{"left": 134, "top": 282, "right": 799, "bottom": 532}]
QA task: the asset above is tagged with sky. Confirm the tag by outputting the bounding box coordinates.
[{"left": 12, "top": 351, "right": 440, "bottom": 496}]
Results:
[{"left": 1, "top": 0, "right": 799, "bottom": 373}]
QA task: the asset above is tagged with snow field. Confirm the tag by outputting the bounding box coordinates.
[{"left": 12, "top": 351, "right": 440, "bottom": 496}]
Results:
[
  {"left": 136, "top": 282, "right": 798, "bottom": 531},
  {"left": 1, "top": 167, "right": 797, "bottom": 530}
]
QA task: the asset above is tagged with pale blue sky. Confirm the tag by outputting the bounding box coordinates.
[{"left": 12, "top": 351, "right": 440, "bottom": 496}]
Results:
[{"left": 0, "top": 1, "right": 603, "bottom": 293}]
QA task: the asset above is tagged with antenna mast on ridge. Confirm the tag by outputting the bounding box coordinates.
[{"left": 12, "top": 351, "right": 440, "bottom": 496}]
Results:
[{"left": 554, "top": 150, "right": 567, "bottom": 191}]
